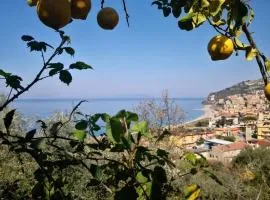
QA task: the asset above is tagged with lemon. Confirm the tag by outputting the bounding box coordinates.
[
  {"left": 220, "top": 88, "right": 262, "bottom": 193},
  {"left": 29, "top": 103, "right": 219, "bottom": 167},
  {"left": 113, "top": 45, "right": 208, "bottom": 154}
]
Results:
[
  {"left": 97, "top": 7, "right": 119, "bottom": 30},
  {"left": 71, "top": 0, "right": 91, "bottom": 20},
  {"left": 265, "top": 83, "right": 270, "bottom": 101},
  {"left": 37, "top": 0, "right": 71, "bottom": 30},
  {"left": 208, "top": 35, "right": 234, "bottom": 61}
]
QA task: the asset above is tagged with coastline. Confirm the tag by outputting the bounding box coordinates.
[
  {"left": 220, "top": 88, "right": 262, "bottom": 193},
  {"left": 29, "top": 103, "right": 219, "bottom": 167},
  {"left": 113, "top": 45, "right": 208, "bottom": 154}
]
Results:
[{"left": 184, "top": 104, "right": 215, "bottom": 126}]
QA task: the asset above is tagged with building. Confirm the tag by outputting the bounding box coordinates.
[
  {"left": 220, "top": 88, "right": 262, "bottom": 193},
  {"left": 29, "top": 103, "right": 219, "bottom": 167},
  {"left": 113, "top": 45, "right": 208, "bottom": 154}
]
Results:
[
  {"left": 257, "top": 112, "right": 270, "bottom": 140},
  {"left": 209, "top": 141, "right": 249, "bottom": 165}
]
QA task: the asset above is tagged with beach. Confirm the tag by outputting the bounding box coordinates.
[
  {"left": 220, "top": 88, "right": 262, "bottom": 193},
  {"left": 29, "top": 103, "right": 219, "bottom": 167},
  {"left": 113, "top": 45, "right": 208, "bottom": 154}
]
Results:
[{"left": 184, "top": 104, "right": 215, "bottom": 125}]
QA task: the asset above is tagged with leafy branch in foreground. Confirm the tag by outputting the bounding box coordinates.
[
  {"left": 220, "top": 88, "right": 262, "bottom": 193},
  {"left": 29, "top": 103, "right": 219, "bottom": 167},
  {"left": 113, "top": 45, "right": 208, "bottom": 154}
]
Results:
[{"left": 0, "top": 31, "right": 92, "bottom": 112}]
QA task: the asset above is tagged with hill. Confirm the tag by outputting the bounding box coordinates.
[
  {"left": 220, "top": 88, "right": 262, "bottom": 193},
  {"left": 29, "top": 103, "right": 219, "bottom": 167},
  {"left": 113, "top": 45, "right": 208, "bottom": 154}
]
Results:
[{"left": 205, "top": 79, "right": 264, "bottom": 103}]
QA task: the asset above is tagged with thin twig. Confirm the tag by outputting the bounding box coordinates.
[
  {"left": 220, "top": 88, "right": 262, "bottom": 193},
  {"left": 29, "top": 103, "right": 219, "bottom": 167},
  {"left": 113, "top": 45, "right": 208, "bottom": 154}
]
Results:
[
  {"left": 122, "top": 0, "right": 130, "bottom": 27},
  {"left": 41, "top": 51, "right": 46, "bottom": 66},
  {"left": 101, "top": 0, "right": 105, "bottom": 9},
  {"left": 7, "top": 88, "right": 13, "bottom": 101}
]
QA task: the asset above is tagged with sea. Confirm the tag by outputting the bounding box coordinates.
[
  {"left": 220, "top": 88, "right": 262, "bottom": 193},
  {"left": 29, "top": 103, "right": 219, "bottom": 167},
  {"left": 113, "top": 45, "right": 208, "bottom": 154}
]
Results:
[{"left": 11, "top": 98, "right": 205, "bottom": 122}]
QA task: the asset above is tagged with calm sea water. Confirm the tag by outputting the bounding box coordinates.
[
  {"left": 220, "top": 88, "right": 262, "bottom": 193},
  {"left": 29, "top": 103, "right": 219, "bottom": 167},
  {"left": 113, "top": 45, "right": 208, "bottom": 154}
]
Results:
[{"left": 12, "top": 98, "right": 205, "bottom": 122}]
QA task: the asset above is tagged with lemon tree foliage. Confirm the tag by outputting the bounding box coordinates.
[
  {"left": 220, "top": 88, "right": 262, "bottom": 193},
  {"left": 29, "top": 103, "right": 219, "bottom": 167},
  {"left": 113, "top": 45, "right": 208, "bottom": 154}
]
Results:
[{"left": 153, "top": 0, "right": 270, "bottom": 100}]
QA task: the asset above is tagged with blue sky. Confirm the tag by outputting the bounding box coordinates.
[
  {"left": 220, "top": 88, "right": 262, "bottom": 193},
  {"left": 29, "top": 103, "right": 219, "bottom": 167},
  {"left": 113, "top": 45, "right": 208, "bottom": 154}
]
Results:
[{"left": 0, "top": 1, "right": 270, "bottom": 99}]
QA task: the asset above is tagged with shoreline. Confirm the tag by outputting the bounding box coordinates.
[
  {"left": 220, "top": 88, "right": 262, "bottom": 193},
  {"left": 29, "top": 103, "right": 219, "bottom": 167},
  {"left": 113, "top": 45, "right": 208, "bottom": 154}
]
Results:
[{"left": 184, "top": 104, "right": 215, "bottom": 126}]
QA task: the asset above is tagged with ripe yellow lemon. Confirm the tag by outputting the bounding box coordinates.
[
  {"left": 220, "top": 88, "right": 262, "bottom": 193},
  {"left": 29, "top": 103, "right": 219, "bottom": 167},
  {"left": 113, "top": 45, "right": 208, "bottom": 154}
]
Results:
[
  {"left": 97, "top": 7, "right": 119, "bottom": 30},
  {"left": 37, "top": 0, "right": 71, "bottom": 30},
  {"left": 208, "top": 35, "right": 234, "bottom": 61},
  {"left": 27, "top": 0, "right": 38, "bottom": 7},
  {"left": 71, "top": 0, "right": 91, "bottom": 20},
  {"left": 265, "top": 83, "right": 270, "bottom": 101}
]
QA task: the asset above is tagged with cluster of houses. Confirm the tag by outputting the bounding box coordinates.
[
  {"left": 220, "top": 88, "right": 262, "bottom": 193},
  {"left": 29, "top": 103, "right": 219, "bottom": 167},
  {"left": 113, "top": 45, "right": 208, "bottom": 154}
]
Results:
[{"left": 168, "top": 92, "right": 270, "bottom": 165}]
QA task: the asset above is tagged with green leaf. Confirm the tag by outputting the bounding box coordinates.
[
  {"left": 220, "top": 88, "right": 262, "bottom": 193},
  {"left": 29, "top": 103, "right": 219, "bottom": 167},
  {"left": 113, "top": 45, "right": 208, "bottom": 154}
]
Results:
[
  {"left": 72, "top": 130, "right": 86, "bottom": 142},
  {"left": 185, "top": 152, "right": 197, "bottom": 165},
  {"left": 115, "top": 186, "right": 138, "bottom": 200},
  {"left": 192, "top": 13, "right": 206, "bottom": 26},
  {"left": 4, "top": 109, "right": 16, "bottom": 131},
  {"left": 136, "top": 172, "right": 148, "bottom": 184},
  {"left": 201, "top": 0, "right": 210, "bottom": 8},
  {"left": 186, "top": 188, "right": 200, "bottom": 200},
  {"left": 163, "top": 6, "right": 171, "bottom": 17},
  {"left": 90, "top": 164, "right": 101, "bottom": 180},
  {"left": 27, "top": 41, "right": 50, "bottom": 52},
  {"left": 249, "top": 8, "right": 255, "bottom": 24},
  {"left": 153, "top": 166, "right": 167, "bottom": 183},
  {"left": 75, "top": 120, "right": 88, "bottom": 130},
  {"left": 233, "top": 37, "right": 248, "bottom": 49},
  {"left": 233, "top": 0, "right": 248, "bottom": 30},
  {"left": 0, "top": 69, "right": 11, "bottom": 78},
  {"left": 106, "top": 117, "right": 125, "bottom": 144},
  {"left": 172, "top": 5, "right": 182, "bottom": 18},
  {"left": 59, "top": 70, "right": 72, "bottom": 85},
  {"left": 152, "top": 1, "right": 163, "bottom": 9},
  {"left": 126, "top": 111, "right": 139, "bottom": 122},
  {"left": 178, "top": 13, "right": 195, "bottom": 31},
  {"left": 48, "top": 63, "right": 64, "bottom": 76},
  {"left": 265, "top": 59, "right": 270, "bottom": 72},
  {"left": 245, "top": 46, "right": 258, "bottom": 61},
  {"left": 63, "top": 47, "right": 75, "bottom": 56},
  {"left": 131, "top": 121, "right": 151, "bottom": 138},
  {"left": 21, "top": 35, "right": 34, "bottom": 42},
  {"left": 25, "top": 129, "right": 36, "bottom": 142},
  {"left": 136, "top": 182, "right": 152, "bottom": 200},
  {"left": 212, "top": 19, "right": 226, "bottom": 26},
  {"left": 69, "top": 61, "right": 92, "bottom": 70},
  {"left": 6, "top": 75, "right": 23, "bottom": 90},
  {"left": 115, "top": 109, "right": 127, "bottom": 118},
  {"left": 157, "top": 148, "right": 169, "bottom": 158},
  {"left": 184, "top": 184, "right": 199, "bottom": 198},
  {"left": 209, "top": 0, "right": 225, "bottom": 16}
]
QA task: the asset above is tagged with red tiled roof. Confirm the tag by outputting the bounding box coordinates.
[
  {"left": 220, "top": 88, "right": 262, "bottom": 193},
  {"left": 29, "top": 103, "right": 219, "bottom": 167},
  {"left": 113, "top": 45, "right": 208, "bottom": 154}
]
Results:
[
  {"left": 257, "top": 140, "right": 270, "bottom": 147},
  {"left": 215, "top": 141, "right": 249, "bottom": 152}
]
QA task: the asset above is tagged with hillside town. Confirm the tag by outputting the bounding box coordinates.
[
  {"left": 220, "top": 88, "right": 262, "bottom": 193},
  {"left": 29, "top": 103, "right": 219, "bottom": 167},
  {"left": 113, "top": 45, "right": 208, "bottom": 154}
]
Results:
[{"left": 168, "top": 80, "right": 270, "bottom": 165}]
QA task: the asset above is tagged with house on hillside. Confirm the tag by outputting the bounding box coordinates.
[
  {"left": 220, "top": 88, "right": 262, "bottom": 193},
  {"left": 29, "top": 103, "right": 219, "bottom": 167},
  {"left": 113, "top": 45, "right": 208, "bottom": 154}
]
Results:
[{"left": 209, "top": 141, "right": 249, "bottom": 165}]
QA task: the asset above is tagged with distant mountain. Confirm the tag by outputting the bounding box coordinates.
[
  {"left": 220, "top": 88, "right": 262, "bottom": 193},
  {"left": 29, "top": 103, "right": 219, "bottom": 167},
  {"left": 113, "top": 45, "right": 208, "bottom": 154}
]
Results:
[{"left": 205, "top": 79, "right": 264, "bottom": 103}]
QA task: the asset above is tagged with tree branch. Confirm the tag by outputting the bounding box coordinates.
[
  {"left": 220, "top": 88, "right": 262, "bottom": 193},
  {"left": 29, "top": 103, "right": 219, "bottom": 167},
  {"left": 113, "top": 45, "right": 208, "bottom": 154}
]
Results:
[
  {"left": 0, "top": 33, "right": 68, "bottom": 112},
  {"left": 242, "top": 23, "right": 268, "bottom": 85}
]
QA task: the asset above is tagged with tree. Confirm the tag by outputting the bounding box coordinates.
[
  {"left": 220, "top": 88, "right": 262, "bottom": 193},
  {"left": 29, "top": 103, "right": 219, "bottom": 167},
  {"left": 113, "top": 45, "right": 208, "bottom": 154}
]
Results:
[{"left": 134, "top": 89, "right": 185, "bottom": 136}]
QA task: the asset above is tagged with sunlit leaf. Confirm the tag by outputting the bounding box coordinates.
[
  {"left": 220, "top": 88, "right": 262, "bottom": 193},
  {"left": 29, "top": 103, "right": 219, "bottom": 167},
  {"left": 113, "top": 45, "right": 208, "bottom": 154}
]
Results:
[
  {"left": 209, "top": 0, "right": 225, "bottom": 17},
  {"left": 265, "top": 59, "right": 270, "bottom": 72},
  {"left": 245, "top": 46, "right": 258, "bottom": 61},
  {"left": 185, "top": 152, "right": 197, "bottom": 165},
  {"left": 178, "top": 13, "right": 195, "bottom": 31},
  {"left": 131, "top": 121, "right": 151, "bottom": 138},
  {"left": 136, "top": 172, "right": 148, "bottom": 184},
  {"left": 184, "top": 184, "right": 199, "bottom": 198},
  {"left": 72, "top": 130, "right": 86, "bottom": 142}
]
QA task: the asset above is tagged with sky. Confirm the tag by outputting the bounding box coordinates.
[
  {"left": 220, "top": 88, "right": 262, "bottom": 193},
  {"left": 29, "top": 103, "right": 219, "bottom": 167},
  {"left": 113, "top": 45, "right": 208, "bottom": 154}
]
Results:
[{"left": 0, "top": 1, "right": 270, "bottom": 99}]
